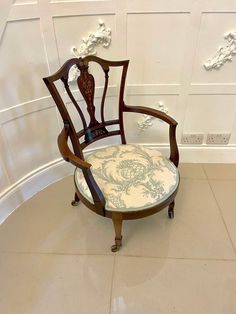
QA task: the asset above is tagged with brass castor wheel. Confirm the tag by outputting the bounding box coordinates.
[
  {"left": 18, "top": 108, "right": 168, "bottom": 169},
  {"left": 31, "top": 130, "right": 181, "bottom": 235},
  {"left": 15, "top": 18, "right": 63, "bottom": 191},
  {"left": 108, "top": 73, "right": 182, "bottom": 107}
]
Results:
[
  {"left": 168, "top": 201, "right": 175, "bottom": 219},
  {"left": 71, "top": 193, "right": 80, "bottom": 206},
  {"left": 168, "top": 209, "right": 174, "bottom": 219},
  {"left": 111, "top": 236, "right": 122, "bottom": 252},
  {"left": 111, "top": 244, "right": 121, "bottom": 252},
  {"left": 71, "top": 200, "right": 80, "bottom": 206}
]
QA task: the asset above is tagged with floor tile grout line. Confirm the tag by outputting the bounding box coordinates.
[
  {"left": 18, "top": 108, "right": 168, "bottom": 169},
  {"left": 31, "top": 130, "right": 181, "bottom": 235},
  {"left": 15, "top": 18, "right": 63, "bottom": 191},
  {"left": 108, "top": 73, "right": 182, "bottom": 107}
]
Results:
[
  {"left": 116, "top": 255, "right": 236, "bottom": 262},
  {"left": 180, "top": 177, "right": 207, "bottom": 181},
  {"left": 203, "top": 166, "right": 236, "bottom": 255},
  {"left": 179, "top": 177, "right": 236, "bottom": 182},
  {"left": 202, "top": 164, "right": 236, "bottom": 181},
  {"left": 202, "top": 177, "right": 236, "bottom": 182},
  {"left": 205, "top": 178, "right": 236, "bottom": 182},
  {"left": 109, "top": 255, "right": 116, "bottom": 314},
  {"left": 202, "top": 164, "right": 210, "bottom": 180},
  {"left": 1, "top": 250, "right": 236, "bottom": 262},
  {"left": 0, "top": 251, "right": 115, "bottom": 257},
  {"left": 180, "top": 176, "right": 236, "bottom": 182}
]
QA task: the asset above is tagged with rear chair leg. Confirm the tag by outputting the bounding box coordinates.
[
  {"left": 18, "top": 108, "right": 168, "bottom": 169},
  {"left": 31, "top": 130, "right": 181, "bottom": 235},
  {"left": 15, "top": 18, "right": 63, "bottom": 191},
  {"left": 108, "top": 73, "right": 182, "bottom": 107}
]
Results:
[
  {"left": 111, "top": 213, "right": 123, "bottom": 252},
  {"left": 168, "top": 200, "right": 175, "bottom": 219},
  {"left": 71, "top": 192, "right": 80, "bottom": 206}
]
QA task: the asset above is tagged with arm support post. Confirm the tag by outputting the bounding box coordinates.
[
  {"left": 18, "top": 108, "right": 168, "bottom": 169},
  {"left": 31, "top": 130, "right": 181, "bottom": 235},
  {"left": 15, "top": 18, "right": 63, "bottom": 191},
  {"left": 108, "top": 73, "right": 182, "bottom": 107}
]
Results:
[{"left": 123, "top": 105, "right": 179, "bottom": 167}]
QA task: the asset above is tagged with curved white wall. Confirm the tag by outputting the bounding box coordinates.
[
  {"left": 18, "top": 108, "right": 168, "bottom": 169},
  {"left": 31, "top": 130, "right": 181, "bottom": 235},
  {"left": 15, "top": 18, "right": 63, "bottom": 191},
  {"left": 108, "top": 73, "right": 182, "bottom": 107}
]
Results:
[{"left": 1, "top": 0, "right": 236, "bottom": 222}]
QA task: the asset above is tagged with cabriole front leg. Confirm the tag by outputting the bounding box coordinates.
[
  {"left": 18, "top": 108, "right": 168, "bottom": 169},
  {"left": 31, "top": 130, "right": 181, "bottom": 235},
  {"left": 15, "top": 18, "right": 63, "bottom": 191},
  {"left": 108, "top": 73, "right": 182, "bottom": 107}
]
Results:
[{"left": 111, "top": 213, "right": 123, "bottom": 252}]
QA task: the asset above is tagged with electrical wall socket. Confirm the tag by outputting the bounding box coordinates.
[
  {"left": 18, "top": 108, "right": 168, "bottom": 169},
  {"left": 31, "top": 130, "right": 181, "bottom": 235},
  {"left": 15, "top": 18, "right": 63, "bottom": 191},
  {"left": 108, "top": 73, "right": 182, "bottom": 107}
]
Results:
[
  {"left": 181, "top": 134, "right": 204, "bottom": 145},
  {"left": 206, "top": 133, "right": 231, "bottom": 145}
]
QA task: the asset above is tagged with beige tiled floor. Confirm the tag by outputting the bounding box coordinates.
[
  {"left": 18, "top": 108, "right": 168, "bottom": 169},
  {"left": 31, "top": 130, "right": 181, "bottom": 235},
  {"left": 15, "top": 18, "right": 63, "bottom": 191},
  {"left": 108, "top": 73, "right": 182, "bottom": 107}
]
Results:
[{"left": 0, "top": 163, "right": 236, "bottom": 313}]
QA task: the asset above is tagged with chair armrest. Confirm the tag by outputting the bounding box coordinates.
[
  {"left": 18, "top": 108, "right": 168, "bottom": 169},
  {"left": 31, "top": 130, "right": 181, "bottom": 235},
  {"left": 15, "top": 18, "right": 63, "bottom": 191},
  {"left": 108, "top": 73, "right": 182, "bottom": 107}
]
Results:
[
  {"left": 123, "top": 104, "right": 177, "bottom": 126},
  {"left": 58, "top": 128, "right": 91, "bottom": 170},
  {"left": 123, "top": 104, "right": 179, "bottom": 167},
  {"left": 58, "top": 127, "right": 106, "bottom": 215}
]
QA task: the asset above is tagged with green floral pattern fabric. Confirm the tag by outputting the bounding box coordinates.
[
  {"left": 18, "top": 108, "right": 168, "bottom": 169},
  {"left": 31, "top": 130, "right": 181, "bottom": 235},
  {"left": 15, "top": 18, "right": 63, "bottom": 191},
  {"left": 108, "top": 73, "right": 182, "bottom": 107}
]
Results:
[{"left": 75, "top": 144, "right": 179, "bottom": 212}]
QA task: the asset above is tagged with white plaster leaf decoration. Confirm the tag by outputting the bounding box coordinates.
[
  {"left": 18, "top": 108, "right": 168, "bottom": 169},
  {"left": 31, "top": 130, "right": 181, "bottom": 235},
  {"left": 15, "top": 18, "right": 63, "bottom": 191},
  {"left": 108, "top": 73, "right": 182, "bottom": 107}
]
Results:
[
  {"left": 72, "top": 20, "right": 111, "bottom": 58},
  {"left": 204, "top": 31, "right": 236, "bottom": 70},
  {"left": 137, "top": 102, "right": 168, "bottom": 132},
  {"left": 69, "top": 20, "right": 111, "bottom": 82}
]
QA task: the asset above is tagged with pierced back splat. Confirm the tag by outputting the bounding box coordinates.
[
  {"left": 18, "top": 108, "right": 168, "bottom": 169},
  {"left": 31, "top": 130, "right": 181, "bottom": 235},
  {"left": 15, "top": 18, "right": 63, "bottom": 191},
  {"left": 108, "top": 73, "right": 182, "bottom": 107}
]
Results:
[{"left": 77, "top": 59, "right": 108, "bottom": 142}]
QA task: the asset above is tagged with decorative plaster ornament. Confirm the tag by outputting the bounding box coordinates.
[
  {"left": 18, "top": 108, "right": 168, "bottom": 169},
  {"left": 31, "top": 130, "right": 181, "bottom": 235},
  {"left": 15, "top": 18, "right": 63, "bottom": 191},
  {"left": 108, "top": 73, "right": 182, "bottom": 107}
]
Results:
[
  {"left": 69, "top": 20, "right": 111, "bottom": 82},
  {"left": 204, "top": 31, "right": 236, "bottom": 70},
  {"left": 137, "top": 102, "right": 168, "bottom": 132}
]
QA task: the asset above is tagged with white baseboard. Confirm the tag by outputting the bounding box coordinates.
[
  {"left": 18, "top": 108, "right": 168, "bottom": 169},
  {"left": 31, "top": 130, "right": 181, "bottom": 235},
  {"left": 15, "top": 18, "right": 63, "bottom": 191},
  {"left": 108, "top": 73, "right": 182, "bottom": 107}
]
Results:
[
  {"left": 179, "top": 145, "right": 236, "bottom": 163},
  {"left": 1, "top": 145, "right": 236, "bottom": 224},
  {"left": 146, "top": 144, "right": 236, "bottom": 163}
]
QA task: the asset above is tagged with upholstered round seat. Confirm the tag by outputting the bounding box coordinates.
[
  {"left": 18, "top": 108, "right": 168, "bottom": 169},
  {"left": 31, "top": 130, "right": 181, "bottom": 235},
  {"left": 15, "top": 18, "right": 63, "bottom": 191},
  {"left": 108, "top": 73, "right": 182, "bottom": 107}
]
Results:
[{"left": 75, "top": 144, "right": 179, "bottom": 212}]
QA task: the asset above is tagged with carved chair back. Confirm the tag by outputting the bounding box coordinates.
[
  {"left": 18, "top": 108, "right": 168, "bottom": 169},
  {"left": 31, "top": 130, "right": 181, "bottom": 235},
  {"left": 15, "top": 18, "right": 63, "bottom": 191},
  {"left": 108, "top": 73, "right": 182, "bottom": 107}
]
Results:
[{"left": 43, "top": 56, "right": 129, "bottom": 162}]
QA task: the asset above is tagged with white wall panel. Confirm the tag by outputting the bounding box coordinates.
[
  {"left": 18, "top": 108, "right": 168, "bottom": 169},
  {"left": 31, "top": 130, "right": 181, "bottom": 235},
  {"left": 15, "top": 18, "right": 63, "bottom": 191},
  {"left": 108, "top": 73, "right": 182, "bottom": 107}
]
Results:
[
  {"left": 0, "top": 0, "right": 11, "bottom": 42},
  {"left": 125, "top": 95, "right": 182, "bottom": 143},
  {"left": 53, "top": 14, "right": 117, "bottom": 63},
  {"left": 1, "top": 106, "right": 60, "bottom": 183},
  {"left": 127, "top": 13, "right": 190, "bottom": 84},
  {"left": 184, "top": 95, "right": 236, "bottom": 136},
  {"left": 0, "top": 19, "right": 48, "bottom": 110},
  {"left": 192, "top": 13, "right": 236, "bottom": 84},
  {"left": 53, "top": 14, "right": 118, "bottom": 86}
]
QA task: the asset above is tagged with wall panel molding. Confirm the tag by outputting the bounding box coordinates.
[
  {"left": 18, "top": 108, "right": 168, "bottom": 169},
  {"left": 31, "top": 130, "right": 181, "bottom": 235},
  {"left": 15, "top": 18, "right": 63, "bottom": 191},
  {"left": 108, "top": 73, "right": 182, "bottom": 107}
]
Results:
[
  {"left": 127, "top": 84, "right": 181, "bottom": 95},
  {"left": 0, "top": 96, "right": 54, "bottom": 124},
  {"left": 8, "top": 3, "right": 39, "bottom": 21},
  {"left": 126, "top": 0, "right": 192, "bottom": 13},
  {"left": 51, "top": 2, "right": 115, "bottom": 17},
  {"left": 190, "top": 84, "right": 236, "bottom": 95}
]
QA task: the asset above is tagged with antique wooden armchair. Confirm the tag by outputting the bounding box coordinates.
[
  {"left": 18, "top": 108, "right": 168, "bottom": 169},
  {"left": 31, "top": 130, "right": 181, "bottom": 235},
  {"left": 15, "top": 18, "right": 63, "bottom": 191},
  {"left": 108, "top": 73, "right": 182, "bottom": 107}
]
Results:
[{"left": 43, "top": 56, "right": 179, "bottom": 252}]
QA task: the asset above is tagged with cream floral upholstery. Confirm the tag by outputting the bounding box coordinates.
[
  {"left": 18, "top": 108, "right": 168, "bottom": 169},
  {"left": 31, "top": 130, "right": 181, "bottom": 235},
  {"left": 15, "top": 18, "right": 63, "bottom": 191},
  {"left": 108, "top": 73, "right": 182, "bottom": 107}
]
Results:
[{"left": 75, "top": 144, "right": 179, "bottom": 212}]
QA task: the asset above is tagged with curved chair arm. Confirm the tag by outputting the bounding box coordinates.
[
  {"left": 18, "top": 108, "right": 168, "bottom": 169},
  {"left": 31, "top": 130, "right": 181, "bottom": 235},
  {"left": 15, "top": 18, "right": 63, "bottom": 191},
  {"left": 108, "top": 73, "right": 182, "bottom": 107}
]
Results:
[
  {"left": 123, "top": 104, "right": 177, "bottom": 126},
  {"left": 58, "top": 127, "right": 91, "bottom": 170},
  {"left": 123, "top": 105, "right": 179, "bottom": 167},
  {"left": 58, "top": 128, "right": 106, "bottom": 215}
]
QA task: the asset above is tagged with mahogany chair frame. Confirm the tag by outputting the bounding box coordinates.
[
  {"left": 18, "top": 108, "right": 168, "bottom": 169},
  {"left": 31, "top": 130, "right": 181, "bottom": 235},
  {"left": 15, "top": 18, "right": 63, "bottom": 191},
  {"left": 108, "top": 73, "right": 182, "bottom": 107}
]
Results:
[{"left": 43, "top": 55, "right": 179, "bottom": 252}]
